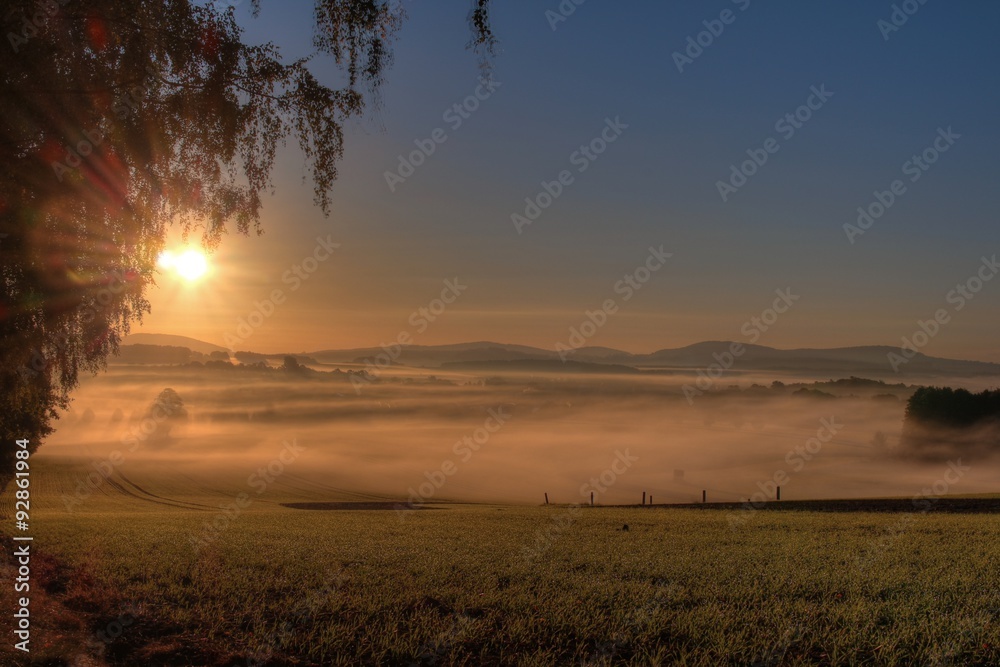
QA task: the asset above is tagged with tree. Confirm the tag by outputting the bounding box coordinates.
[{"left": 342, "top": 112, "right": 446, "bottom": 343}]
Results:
[
  {"left": 0, "top": 0, "right": 497, "bottom": 488},
  {"left": 282, "top": 355, "right": 303, "bottom": 373},
  {"left": 904, "top": 386, "right": 1000, "bottom": 429},
  {"left": 143, "top": 387, "right": 187, "bottom": 445},
  {"left": 900, "top": 386, "right": 1000, "bottom": 460},
  {"left": 150, "top": 388, "right": 187, "bottom": 420}
]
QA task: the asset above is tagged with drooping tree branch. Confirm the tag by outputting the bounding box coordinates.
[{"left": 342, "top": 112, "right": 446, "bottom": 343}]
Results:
[{"left": 0, "top": 0, "right": 497, "bottom": 487}]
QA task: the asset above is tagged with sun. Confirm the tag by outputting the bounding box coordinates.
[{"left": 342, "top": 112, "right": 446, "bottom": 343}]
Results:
[{"left": 158, "top": 248, "right": 210, "bottom": 282}]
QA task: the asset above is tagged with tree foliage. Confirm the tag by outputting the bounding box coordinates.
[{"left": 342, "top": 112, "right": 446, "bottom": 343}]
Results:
[
  {"left": 904, "top": 386, "right": 1000, "bottom": 429},
  {"left": 0, "top": 0, "right": 495, "bottom": 487},
  {"left": 150, "top": 387, "right": 187, "bottom": 420},
  {"left": 900, "top": 386, "right": 1000, "bottom": 460}
]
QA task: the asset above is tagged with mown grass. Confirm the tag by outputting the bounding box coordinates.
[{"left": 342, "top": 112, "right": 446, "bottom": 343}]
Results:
[{"left": 8, "top": 481, "right": 1000, "bottom": 666}]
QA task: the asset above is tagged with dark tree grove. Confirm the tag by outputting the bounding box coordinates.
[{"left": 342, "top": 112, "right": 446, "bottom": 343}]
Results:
[
  {"left": 904, "top": 387, "right": 1000, "bottom": 429},
  {"left": 0, "top": 0, "right": 496, "bottom": 488},
  {"left": 900, "top": 386, "right": 1000, "bottom": 460}
]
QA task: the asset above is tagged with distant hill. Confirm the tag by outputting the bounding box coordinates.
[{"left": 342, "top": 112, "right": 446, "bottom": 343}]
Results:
[
  {"left": 119, "top": 335, "right": 1000, "bottom": 378},
  {"left": 122, "top": 333, "right": 228, "bottom": 355},
  {"left": 312, "top": 342, "right": 552, "bottom": 367},
  {"left": 627, "top": 342, "right": 1000, "bottom": 376},
  {"left": 112, "top": 344, "right": 198, "bottom": 365},
  {"left": 439, "top": 359, "right": 641, "bottom": 375},
  {"left": 313, "top": 340, "right": 1000, "bottom": 377}
]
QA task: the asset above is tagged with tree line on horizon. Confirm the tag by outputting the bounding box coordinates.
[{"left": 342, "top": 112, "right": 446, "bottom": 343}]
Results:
[
  {"left": 905, "top": 387, "right": 1000, "bottom": 428},
  {"left": 901, "top": 386, "right": 1000, "bottom": 459}
]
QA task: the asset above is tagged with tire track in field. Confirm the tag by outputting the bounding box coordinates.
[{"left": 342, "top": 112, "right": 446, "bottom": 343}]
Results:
[
  {"left": 116, "top": 472, "right": 218, "bottom": 510},
  {"left": 101, "top": 472, "right": 212, "bottom": 511},
  {"left": 100, "top": 474, "right": 181, "bottom": 508}
]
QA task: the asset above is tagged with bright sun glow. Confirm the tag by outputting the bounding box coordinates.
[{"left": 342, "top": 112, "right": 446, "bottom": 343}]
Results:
[{"left": 158, "top": 248, "right": 210, "bottom": 282}]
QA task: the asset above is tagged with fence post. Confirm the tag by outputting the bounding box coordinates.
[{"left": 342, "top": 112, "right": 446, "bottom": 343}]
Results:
[
  {"left": 544, "top": 492, "right": 549, "bottom": 505},
  {"left": 702, "top": 489, "right": 706, "bottom": 503},
  {"left": 642, "top": 491, "right": 646, "bottom": 506},
  {"left": 776, "top": 486, "right": 780, "bottom": 501}
]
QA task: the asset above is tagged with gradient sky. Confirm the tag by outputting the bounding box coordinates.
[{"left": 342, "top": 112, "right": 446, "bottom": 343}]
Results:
[{"left": 138, "top": 0, "right": 1000, "bottom": 361}]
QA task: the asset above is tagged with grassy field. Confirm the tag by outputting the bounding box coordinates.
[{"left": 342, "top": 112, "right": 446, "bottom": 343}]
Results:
[{"left": 2, "top": 457, "right": 1000, "bottom": 666}]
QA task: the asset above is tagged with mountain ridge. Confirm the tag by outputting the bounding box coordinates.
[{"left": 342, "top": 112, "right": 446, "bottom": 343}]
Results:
[{"left": 122, "top": 334, "right": 1000, "bottom": 376}]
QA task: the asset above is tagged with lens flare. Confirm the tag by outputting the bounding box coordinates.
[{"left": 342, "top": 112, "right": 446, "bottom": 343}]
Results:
[{"left": 158, "top": 248, "right": 209, "bottom": 282}]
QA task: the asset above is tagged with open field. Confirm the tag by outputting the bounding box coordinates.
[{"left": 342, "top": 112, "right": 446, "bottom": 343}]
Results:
[
  {"left": 4, "top": 366, "right": 999, "bottom": 664},
  {"left": 3, "top": 456, "right": 1000, "bottom": 666}
]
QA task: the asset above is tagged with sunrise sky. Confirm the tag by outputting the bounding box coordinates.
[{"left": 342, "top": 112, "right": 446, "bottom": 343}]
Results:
[{"left": 137, "top": 0, "right": 1000, "bottom": 361}]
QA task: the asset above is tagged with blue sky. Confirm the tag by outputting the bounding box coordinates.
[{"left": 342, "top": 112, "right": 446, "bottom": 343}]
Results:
[{"left": 143, "top": 0, "right": 1000, "bottom": 361}]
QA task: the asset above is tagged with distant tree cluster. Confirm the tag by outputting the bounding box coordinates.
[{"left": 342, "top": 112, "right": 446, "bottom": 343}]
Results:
[
  {"left": 792, "top": 387, "right": 836, "bottom": 399},
  {"left": 829, "top": 376, "right": 905, "bottom": 389},
  {"left": 187, "top": 358, "right": 372, "bottom": 382},
  {"left": 905, "top": 387, "right": 1000, "bottom": 428},
  {"left": 900, "top": 386, "right": 1000, "bottom": 460}
]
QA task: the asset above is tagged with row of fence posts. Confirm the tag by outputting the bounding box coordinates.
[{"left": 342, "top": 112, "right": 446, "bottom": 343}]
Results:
[{"left": 542, "top": 487, "right": 782, "bottom": 506}]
